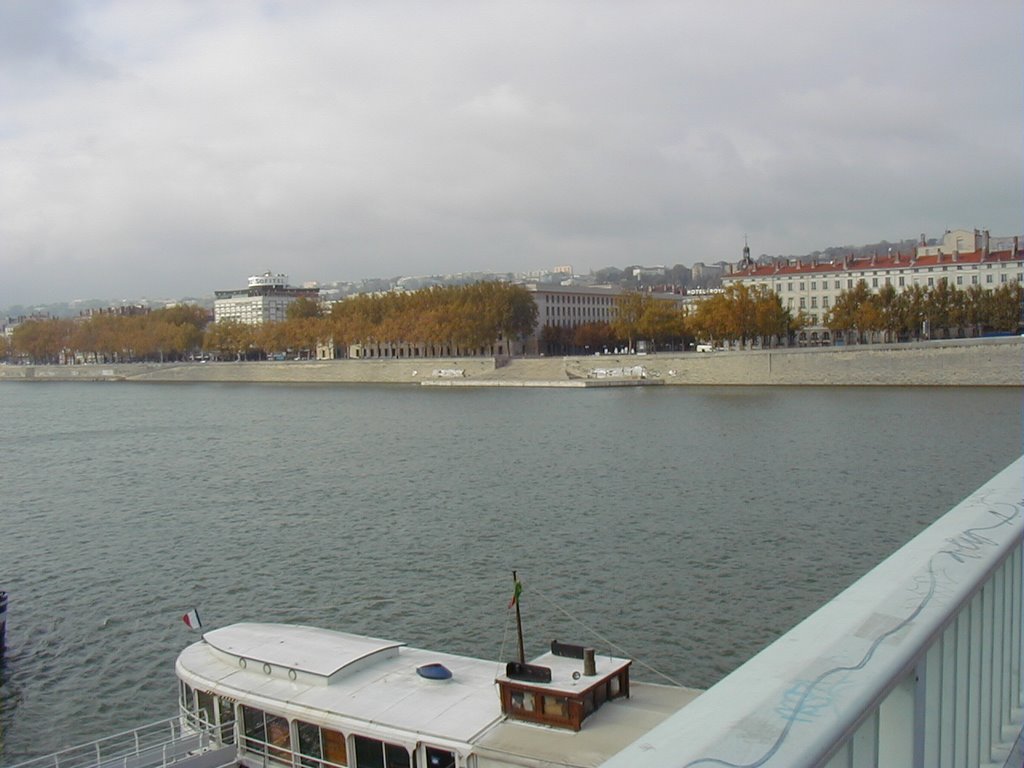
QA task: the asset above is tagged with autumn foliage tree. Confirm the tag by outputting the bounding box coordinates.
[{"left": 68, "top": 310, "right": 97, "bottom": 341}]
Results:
[
  {"left": 689, "top": 284, "right": 796, "bottom": 347},
  {"left": 824, "top": 279, "right": 1022, "bottom": 342},
  {"left": 610, "top": 293, "right": 689, "bottom": 352},
  {"left": 328, "top": 282, "right": 537, "bottom": 355}
]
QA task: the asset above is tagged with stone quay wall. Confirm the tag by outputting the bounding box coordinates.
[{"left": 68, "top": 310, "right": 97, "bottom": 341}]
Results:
[{"left": 1, "top": 337, "right": 1020, "bottom": 387}]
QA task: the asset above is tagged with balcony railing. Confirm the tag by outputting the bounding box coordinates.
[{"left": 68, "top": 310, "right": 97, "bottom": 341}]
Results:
[{"left": 602, "top": 456, "right": 1024, "bottom": 768}]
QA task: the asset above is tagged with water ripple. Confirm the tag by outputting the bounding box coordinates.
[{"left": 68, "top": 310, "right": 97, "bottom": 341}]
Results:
[{"left": 0, "top": 383, "right": 1020, "bottom": 762}]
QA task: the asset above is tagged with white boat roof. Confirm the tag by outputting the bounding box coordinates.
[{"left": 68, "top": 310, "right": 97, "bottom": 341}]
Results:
[
  {"left": 178, "top": 623, "right": 508, "bottom": 743},
  {"left": 202, "top": 623, "right": 405, "bottom": 681},
  {"left": 176, "top": 622, "right": 702, "bottom": 762}
]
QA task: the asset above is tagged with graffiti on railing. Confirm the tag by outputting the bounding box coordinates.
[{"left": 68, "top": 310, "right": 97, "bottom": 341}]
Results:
[{"left": 775, "top": 674, "right": 854, "bottom": 725}]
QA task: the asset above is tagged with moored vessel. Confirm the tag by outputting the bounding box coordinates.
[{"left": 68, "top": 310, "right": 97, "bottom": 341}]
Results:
[{"left": 175, "top": 621, "right": 700, "bottom": 768}]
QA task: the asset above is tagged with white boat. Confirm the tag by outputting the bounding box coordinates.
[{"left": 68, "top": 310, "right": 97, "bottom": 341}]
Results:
[{"left": 175, "top": 622, "right": 701, "bottom": 768}]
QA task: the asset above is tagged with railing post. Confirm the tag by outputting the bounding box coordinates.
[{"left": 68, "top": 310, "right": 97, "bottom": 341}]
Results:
[
  {"left": 939, "top": 622, "right": 956, "bottom": 767},
  {"left": 980, "top": 579, "right": 994, "bottom": 763},
  {"left": 1011, "top": 544, "right": 1019, "bottom": 712},
  {"left": 991, "top": 561, "right": 1006, "bottom": 752},
  {"left": 919, "top": 643, "right": 942, "bottom": 766},
  {"left": 967, "top": 591, "right": 982, "bottom": 767},
  {"left": 878, "top": 671, "right": 915, "bottom": 767},
  {"left": 849, "top": 712, "right": 879, "bottom": 767}
]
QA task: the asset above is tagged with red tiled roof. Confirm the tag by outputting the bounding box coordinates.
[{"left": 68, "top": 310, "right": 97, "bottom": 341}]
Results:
[{"left": 724, "top": 248, "right": 1023, "bottom": 279}]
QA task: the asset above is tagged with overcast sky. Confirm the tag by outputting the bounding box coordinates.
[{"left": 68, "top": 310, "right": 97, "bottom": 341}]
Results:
[{"left": 1, "top": 1, "right": 1021, "bottom": 306}]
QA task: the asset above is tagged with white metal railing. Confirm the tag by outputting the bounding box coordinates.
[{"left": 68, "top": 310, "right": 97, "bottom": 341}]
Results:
[
  {"left": 3, "top": 715, "right": 233, "bottom": 768},
  {"left": 235, "top": 735, "right": 348, "bottom": 768},
  {"left": 602, "top": 456, "right": 1024, "bottom": 768}
]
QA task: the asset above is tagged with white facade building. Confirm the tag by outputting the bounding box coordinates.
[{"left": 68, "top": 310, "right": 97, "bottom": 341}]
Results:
[
  {"left": 214, "top": 272, "right": 320, "bottom": 325},
  {"left": 526, "top": 284, "right": 624, "bottom": 334},
  {"left": 722, "top": 231, "right": 1023, "bottom": 339},
  {"left": 524, "top": 283, "right": 686, "bottom": 354}
]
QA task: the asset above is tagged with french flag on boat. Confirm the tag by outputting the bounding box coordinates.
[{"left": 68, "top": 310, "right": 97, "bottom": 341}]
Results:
[{"left": 182, "top": 608, "right": 202, "bottom": 630}]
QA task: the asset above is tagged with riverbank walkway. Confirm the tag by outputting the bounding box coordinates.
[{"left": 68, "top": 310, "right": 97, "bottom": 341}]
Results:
[{"left": 1, "top": 336, "right": 1021, "bottom": 387}]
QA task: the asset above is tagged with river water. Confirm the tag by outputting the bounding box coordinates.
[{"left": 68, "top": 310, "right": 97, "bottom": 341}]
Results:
[{"left": 0, "top": 382, "right": 1020, "bottom": 763}]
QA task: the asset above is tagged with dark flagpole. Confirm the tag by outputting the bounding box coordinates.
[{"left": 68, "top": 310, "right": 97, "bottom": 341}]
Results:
[{"left": 513, "top": 570, "right": 525, "bottom": 664}]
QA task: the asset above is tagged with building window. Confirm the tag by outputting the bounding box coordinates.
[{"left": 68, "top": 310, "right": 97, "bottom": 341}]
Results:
[
  {"left": 823, "top": 296, "right": 830, "bottom": 308},
  {"left": 799, "top": 298, "right": 806, "bottom": 308},
  {"left": 810, "top": 297, "right": 817, "bottom": 308},
  {"left": 885, "top": 277, "right": 891, "bottom": 286},
  {"left": 799, "top": 282, "right": 805, "bottom": 290},
  {"left": 898, "top": 277, "right": 905, "bottom": 287},
  {"left": 847, "top": 279, "right": 853, "bottom": 289},
  {"left": 788, "top": 283, "right": 793, "bottom": 292},
  {"left": 956, "top": 276, "right": 963, "bottom": 285},
  {"left": 834, "top": 280, "right": 840, "bottom": 289},
  {"left": 811, "top": 281, "right": 817, "bottom": 290},
  {"left": 1001, "top": 274, "right": 1007, "bottom": 283},
  {"left": 972, "top": 275, "right": 979, "bottom": 284},
  {"left": 928, "top": 278, "right": 934, "bottom": 286},
  {"left": 986, "top": 274, "right": 993, "bottom": 283},
  {"left": 872, "top": 278, "right": 878, "bottom": 288}
]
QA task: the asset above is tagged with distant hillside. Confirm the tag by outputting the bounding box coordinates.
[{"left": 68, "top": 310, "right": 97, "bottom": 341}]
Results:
[
  {"left": 775, "top": 238, "right": 922, "bottom": 263},
  {"left": 2, "top": 235, "right": 951, "bottom": 317}
]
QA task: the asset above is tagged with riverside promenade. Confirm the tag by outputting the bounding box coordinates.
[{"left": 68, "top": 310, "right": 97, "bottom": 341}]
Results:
[{"left": 1, "top": 337, "right": 1021, "bottom": 387}]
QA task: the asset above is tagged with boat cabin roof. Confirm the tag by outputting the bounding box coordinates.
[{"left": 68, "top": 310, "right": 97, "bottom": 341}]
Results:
[
  {"left": 495, "top": 649, "right": 632, "bottom": 694},
  {"left": 203, "top": 623, "right": 405, "bottom": 682},
  {"left": 177, "top": 622, "right": 702, "bottom": 764},
  {"left": 178, "top": 623, "right": 507, "bottom": 743}
]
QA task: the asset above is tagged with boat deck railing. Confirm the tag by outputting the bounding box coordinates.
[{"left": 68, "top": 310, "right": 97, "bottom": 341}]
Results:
[
  {"left": 602, "top": 456, "right": 1024, "bottom": 768},
  {"left": 3, "top": 716, "right": 237, "bottom": 768}
]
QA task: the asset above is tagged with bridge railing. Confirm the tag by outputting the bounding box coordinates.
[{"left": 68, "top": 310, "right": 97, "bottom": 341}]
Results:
[{"left": 602, "top": 456, "right": 1024, "bottom": 768}]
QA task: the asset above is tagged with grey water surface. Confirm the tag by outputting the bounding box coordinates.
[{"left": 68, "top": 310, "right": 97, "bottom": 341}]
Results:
[{"left": 1, "top": 382, "right": 1020, "bottom": 762}]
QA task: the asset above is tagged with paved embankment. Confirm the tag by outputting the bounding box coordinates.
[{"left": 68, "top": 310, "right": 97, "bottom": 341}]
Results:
[{"left": 1, "top": 337, "right": 1020, "bottom": 387}]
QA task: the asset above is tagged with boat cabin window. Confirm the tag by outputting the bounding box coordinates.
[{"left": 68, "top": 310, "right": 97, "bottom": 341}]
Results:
[
  {"left": 241, "top": 705, "right": 292, "bottom": 763},
  {"left": 178, "top": 683, "right": 234, "bottom": 743},
  {"left": 242, "top": 705, "right": 266, "bottom": 744},
  {"left": 510, "top": 690, "right": 535, "bottom": 712},
  {"left": 423, "top": 747, "right": 456, "bottom": 768},
  {"left": 196, "top": 690, "right": 215, "bottom": 725},
  {"left": 296, "top": 719, "right": 347, "bottom": 767},
  {"left": 352, "top": 735, "right": 414, "bottom": 768},
  {"left": 543, "top": 695, "right": 568, "bottom": 717},
  {"left": 499, "top": 661, "right": 631, "bottom": 731},
  {"left": 217, "top": 698, "right": 236, "bottom": 744}
]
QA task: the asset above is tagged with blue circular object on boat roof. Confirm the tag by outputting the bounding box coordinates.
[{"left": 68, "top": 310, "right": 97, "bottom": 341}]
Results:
[{"left": 417, "top": 663, "right": 452, "bottom": 680}]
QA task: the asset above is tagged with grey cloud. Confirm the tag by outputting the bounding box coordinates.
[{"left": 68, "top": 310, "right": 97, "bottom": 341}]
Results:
[{"left": 0, "top": 1, "right": 1021, "bottom": 306}]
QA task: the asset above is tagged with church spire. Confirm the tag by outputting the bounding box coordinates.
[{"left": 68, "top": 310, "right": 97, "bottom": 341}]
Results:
[{"left": 740, "top": 235, "right": 752, "bottom": 269}]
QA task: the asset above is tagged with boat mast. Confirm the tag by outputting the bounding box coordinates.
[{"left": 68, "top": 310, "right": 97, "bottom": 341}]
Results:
[{"left": 512, "top": 571, "right": 525, "bottom": 664}]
